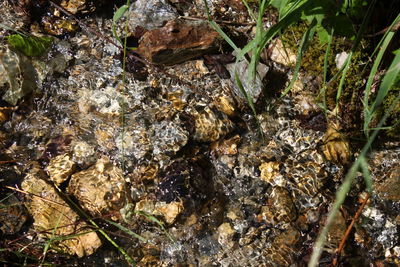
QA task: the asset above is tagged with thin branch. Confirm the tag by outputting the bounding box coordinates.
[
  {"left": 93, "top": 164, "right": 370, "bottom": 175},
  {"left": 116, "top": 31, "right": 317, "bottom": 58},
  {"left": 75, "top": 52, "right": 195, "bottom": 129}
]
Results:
[{"left": 332, "top": 193, "right": 370, "bottom": 266}]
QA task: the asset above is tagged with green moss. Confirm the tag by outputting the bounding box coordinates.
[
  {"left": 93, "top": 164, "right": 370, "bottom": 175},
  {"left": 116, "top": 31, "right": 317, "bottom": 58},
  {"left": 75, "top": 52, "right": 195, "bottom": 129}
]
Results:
[
  {"left": 280, "top": 22, "right": 370, "bottom": 132},
  {"left": 383, "top": 89, "right": 400, "bottom": 138}
]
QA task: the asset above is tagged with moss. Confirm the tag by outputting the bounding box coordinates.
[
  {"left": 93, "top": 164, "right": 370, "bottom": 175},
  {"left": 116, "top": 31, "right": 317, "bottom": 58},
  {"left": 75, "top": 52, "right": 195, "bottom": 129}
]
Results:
[
  {"left": 382, "top": 89, "right": 400, "bottom": 138},
  {"left": 280, "top": 22, "right": 370, "bottom": 133}
]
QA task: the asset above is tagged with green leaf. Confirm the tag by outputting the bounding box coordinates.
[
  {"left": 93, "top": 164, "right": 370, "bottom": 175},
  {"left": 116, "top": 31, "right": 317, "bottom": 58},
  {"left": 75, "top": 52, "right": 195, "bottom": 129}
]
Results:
[
  {"left": 113, "top": 4, "right": 129, "bottom": 23},
  {"left": 6, "top": 34, "right": 53, "bottom": 57},
  {"left": 112, "top": 4, "right": 130, "bottom": 46},
  {"left": 370, "top": 49, "right": 400, "bottom": 114}
]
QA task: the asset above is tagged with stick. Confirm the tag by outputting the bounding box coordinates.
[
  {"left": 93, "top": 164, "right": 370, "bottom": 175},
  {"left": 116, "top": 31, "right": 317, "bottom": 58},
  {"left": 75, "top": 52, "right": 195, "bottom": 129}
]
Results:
[{"left": 332, "top": 193, "right": 370, "bottom": 266}]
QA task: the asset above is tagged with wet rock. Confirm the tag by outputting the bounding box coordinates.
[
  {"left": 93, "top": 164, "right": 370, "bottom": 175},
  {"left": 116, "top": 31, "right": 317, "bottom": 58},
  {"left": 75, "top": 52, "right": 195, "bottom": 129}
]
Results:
[
  {"left": 151, "top": 120, "right": 189, "bottom": 161},
  {"left": 322, "top": 123, "right": 351, "bottom": 165},
  {"left": 212, "top": 93, "right": 237, "bottom": 117},
  {"left": 135, "top": 199, "right": 156, "bottom": 215},
  {"left": 21, "top": 163, "right": 102, "bottom": 257},
  {"left": 61, "top": 0, "right": 94, "bottom": 15},
  {"left": 210, "top": 134, "right": 240, "bottom": 156},
  {"left": 137, "top": 19, "right": 221, "bottom": 65},
  {"left": 217, "top": 222, "right": 236, "bottom": 248},
  {"left": 259, "top": 161, "right": 281, "bottom": 184},
  {"left": 0, "top": 47, "right": 37, "bottom": 105},
  {"left": 190, "top": 106, "right": 234, "bottom": 142},
  {"left": 72, "top": 140, "right": 96, "bottom": 165},
  {"left": 155, "top": 201, "right": 184, "bottom": 224},
  {"left": 262, "top": 186, "right": 297, "bottom": 226},
  {"left": 0, "top": 194, "right": 28, "bottom": 235},
  {"left": 358, "top": 205, "right": 399, "bottom": 258},
  {"left": 134, "top": 199, "right": 183, "bottom": 224},
  {"left": 0, "top": 1, "right": 30, "bottom": 36},
  {"left": 325, "top": 211, "right": 347, "bottom": 252},
  {"left": 126, "top": 0, "right": 178, "bottom": 31},
  {"left": 67, "top": 157, "right": 127, "bottom": 220},
  {"left": 285, "top": 151, "right": 328, "bottom": 211},
  {"left": 375, "top": 165, "right": 400, "bottom": 202},
  {"left": 226, "top": 59, "right": 269, "bottom": 103},
  {"left": 45, "top": 153, "right": 75, "bottom": 185},
  {"left": 264, "top": 227, "right": 301, "bottom": 266}
]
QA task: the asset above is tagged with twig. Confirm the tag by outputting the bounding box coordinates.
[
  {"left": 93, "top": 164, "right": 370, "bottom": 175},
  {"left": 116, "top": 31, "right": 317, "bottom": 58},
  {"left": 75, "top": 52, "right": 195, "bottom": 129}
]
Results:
[
  {"left": 332, "top": 193, "right": 370, "bottom": 266},
  {"left": 5, "top": 186, "right": 68, "bottom": 207},
  {"left": 0, "top": 160, "right": 16, "bottom": 164},
  {"left": 0, "top": 106, "right": 18, "bottom": 111},
  {"left": 365, "top": 21, "right": 400, "bottom": 37}
]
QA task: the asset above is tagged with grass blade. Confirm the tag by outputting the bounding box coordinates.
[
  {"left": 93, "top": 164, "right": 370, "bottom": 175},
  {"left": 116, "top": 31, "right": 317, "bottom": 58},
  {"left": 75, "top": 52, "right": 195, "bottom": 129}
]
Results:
[
  {"left": 370, "top": 49, "right": 400, "bottom": 114},
  {"left": 281, "top": 18, "right": 317, "bottom": 96},
  {"left": 105, "top": 219, "right": 147, "bottom": 243}
]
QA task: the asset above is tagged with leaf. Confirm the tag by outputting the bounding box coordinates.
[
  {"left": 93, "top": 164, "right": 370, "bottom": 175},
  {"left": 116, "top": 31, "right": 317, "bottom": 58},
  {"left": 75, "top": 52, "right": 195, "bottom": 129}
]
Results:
[
  {"left": 112, "top": 4, "right": 130, "bottom": 46},
  {"left": 113, "top": 4, "right": 129, "bottom": 23},
  {"left": 7, "top": 34, "right": 53, "bottom": 57}
]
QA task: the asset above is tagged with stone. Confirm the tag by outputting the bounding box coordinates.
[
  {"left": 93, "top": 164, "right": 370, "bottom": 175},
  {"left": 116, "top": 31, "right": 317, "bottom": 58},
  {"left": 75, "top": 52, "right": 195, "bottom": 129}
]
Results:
[
  {"left": 226, "top": 58, "right": 269, "bottom": 103},
  {"left": 322, "top": 124, "right": 351, "bottom": 165},
  {"left": 67, "top": 157, "right": 127, "bottom": 219},
  {"left": 375, "top": 165, "right": 400, "bottom": 202},
  {"left": 155, "top": 201, "right": 184, "bottom": 224},
  {"left": 259, "top": 161, "right": 280, "bottom": 184},
  {"left": 137, "top": 19, "right": 221, "bottom": 65},
  {"left": 22, "top": 162, "right": 102, "bottom": 257},
  {"left": 217, "top": 222, "right": 236, "bottom": 247},
  {"left": 190, "top": 106, "right": 234, "bottom": 142},
  {"left": 0, "top": 194, "right": 28, "bottom": 235},
  {"left": 127, "top": 0, "right": 178, "bottom": 31},
  {"left": 46, "top": 153, "right": 76, "bottom": 185}
]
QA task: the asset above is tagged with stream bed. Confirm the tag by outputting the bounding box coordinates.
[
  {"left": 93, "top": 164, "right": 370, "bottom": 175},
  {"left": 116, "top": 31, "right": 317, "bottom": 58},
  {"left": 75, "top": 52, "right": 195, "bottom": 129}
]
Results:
[{"left": 0, "top": 0, "right": 399, "bottom": 266}]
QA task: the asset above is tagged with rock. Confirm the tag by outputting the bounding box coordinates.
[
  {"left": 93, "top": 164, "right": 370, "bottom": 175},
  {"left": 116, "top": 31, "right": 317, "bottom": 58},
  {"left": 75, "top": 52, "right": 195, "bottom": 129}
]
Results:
[
  {"left": 262, "top": 186, "right": 297, "bottom": 225},
  {"left": 0, "top": 1, "right": 30, "bottom": 36},
  {"left": 375, "top": 165, "right": 400, "bottom": 202},
  {"left": 226, "top": 58, "right": 269, "bottom": 103},
  {"left": 210, "top": 135, "right": 240, "bottom": 156},
  {"left": 46, "top": 153, "right": 76, "bottom": 185},
  {"left": 151, "top": 120, "right": 189, "bottom": 160},
  {"left": 137, "top": 19, "right": 221, "bottom": 65},
  {"left": 67, "top": 157, "right": 127, "bottom": 220},
  {"left": 265, "top": 227, "right": 301, "bottom": 266},
  {"left": 265, "top": 38, "right": 297, "bottom": 66},
  {"left": 126, "top": 0, "right": 178, "bottom": 31},
  {"left": 61, "top": 0, "right": 94, "bottom": 15},
  {"left": 72, "top": 140, "right": 96, "bottom": 165},
  {"left": 134, "top": 199, "right": 183, "bottom": 224},
  {"left": 217, "top": 222, "right": 236, "bottom": 248},
  {"left": 0, "top": 47, "right": 37, "bottom": 105},
  {"left": 322, "top": 123, "right": 351, "bottom": 165},
  {"left": 190, "top": 106, "right": 234, "bottom": 142},
  {"left": 21, "top": 163, "right": 102, "bottom": 257},
  {"left": 259, "top": 161, "right": 280, "bottom": 184},
  {"left": 0, "top": 194, "right": 28, "bottom": 235},
  {"left": 155, "top": 201, "right": 184, "bottom": 224},
  {"left": 335, "top": 52, "right": 350, "bottom": 69},
  {"left": 325, "top": 211, "right": 347, "bottom": 252}
]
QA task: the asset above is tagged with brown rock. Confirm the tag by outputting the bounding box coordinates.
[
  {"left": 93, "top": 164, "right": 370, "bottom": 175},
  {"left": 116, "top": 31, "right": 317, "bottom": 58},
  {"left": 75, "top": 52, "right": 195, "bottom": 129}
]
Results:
[
  {"left": 137, "top": 19, "right": 221, "bottom": 65},
  {"left": 375, "top": 165, "right": 400, "bottom": 202},
  {"left": 22, "top": 162, "right": 102, "bottom": 257}
]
